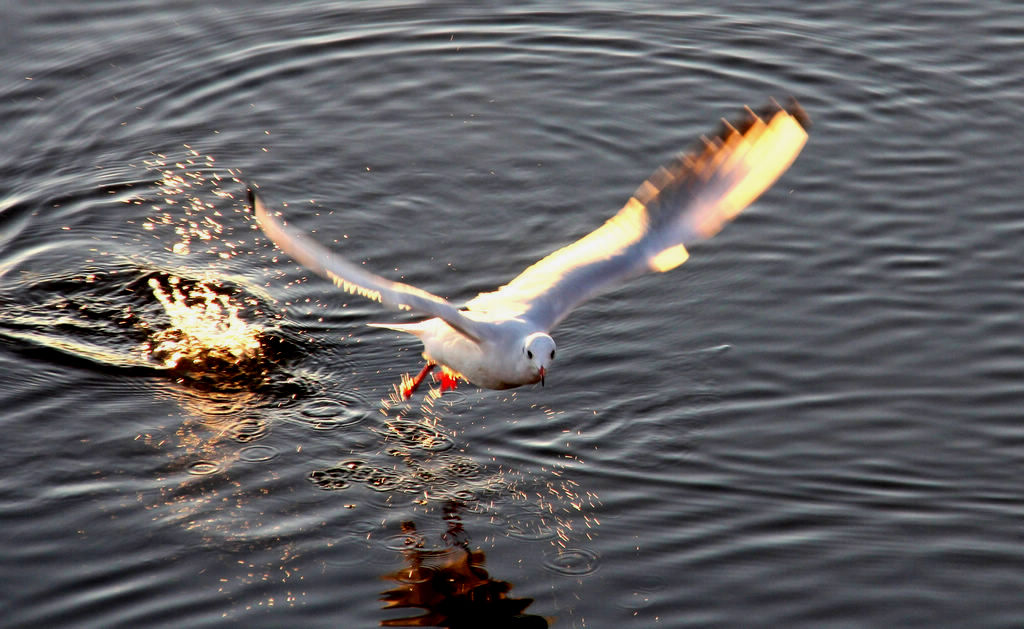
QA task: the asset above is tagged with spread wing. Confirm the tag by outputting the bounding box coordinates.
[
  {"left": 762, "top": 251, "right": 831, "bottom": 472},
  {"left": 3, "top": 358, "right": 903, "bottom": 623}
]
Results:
[
  {"left": 466, "top": 99, "right": 810, "bottom": 331},
  {"left": 250, "top": 189, "right": 487, "bottom": 343}
]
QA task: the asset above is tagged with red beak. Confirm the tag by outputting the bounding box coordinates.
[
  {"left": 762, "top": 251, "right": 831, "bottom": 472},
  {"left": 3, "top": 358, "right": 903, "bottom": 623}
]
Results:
[{"left": 539, "top": 366, "right": 546, "bottom": 386}]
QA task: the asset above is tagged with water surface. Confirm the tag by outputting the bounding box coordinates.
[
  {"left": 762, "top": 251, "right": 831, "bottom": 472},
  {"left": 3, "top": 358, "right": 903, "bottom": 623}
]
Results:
[{"left": 2, "top": 2, "right": 1024, "bottom": 627}]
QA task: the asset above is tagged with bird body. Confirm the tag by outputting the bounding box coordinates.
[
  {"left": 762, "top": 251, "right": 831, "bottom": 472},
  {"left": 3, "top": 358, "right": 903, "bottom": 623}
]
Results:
[
  {"left": 252, "top": 100, "right": 809, "bottom": 397},
  {"left": 368, "top": 318, "right": 549, "bottom": 390}
]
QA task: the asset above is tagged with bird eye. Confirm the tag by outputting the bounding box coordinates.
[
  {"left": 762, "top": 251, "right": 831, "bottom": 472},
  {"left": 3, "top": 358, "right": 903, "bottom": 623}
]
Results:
[
  {"left": 550, "top": 350, "right": 555, "bottom": 359},
  {"left": 527, "top": 350, "right": 533, "bottom": 359}
]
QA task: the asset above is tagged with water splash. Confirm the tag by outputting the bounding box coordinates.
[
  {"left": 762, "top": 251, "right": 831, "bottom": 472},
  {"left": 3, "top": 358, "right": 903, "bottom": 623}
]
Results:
[{"left": 142, "top": 274, "right": 266, "bottom": 386}]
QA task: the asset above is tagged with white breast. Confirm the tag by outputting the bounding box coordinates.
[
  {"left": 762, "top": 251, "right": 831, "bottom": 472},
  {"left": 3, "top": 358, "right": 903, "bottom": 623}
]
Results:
[{"left": 418, "top": 319, "right": 528, "bottom": 389}]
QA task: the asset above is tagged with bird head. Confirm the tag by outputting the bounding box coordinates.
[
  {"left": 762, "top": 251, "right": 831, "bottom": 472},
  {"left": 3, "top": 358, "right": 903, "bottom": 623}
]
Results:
[{"left": 523, "top": 332, "right": 556, "bottom": 386}]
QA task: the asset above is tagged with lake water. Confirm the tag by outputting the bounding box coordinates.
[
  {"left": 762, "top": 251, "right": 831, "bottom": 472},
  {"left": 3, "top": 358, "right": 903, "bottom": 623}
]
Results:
[{"left": 2, "top": 2, "right": 1023, "bottom": 627}]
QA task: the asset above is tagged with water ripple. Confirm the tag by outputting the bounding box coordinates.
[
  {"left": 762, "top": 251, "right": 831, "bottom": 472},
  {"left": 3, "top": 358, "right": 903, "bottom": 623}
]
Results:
[
  {"left": 237, "top": 444, "right": 279, "bottom": 463},
  {"left": 295, "top": 395, "right": 368, "bottom": 430},
  {"left": 542, "top": 547, "right": 601, "bottom": 577},
  {"left": 186, "top": 460, "right": 221, "bottom": 476},
  {"left": 4, "top": 2, "right": 1024, "bottom": 628}
]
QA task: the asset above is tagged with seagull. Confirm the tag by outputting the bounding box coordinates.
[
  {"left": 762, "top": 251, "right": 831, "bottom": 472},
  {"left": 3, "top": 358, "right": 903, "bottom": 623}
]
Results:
[{"left": 251, "top": 100, "right": 809, "bottom": 398}]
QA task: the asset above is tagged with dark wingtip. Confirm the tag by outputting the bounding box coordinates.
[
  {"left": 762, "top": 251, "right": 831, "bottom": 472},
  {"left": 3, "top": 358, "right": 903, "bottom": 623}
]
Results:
[
  {"left": 784, "top": 97, "right": 811, "bottom": 130},
  {"left": 751, "top": 97, "right": 811, "bottom": 131},
  {"left": 246, "top": 184, "right": 257, "bottom": 207},
  {"left": 628, "top": 97, "right": 810, "bottom": 226},
  {"left": 711, "top": 97, "right": 810, "bottom": 145}
]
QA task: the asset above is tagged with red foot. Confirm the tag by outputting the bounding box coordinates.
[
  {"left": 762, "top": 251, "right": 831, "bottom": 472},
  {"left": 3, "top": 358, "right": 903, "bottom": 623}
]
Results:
[
  {"left": 439, "top": 369, "right": 459, "bottom": 393},
  {"left": 403, "top": 362, "right": 436, "bottom": 399}
]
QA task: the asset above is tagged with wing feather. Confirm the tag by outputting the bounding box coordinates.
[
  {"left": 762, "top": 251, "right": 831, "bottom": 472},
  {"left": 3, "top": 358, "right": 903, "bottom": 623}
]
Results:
[
  {"left": 466, "top": 100, "right": 810, "bottom": 330},
  {"left": 250, "top": 189, "right": 485, "bottom": 342}
]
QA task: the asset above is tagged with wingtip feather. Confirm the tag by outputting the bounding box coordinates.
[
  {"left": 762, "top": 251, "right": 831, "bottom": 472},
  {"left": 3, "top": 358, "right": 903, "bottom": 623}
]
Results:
[{"left": 631, "top": 97, "right": 809, "bottom": 244}]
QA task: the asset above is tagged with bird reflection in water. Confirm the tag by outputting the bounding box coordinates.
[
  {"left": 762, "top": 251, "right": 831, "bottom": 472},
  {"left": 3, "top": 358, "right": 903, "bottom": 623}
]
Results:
[{"left": 380, "top": 502, "right": 549, "bottom": 628}]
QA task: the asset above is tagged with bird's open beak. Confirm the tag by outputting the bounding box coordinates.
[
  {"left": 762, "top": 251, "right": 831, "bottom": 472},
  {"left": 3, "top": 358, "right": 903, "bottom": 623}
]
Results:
[{"left": 539, "top": 367, "right": 545, "bottom": 387}]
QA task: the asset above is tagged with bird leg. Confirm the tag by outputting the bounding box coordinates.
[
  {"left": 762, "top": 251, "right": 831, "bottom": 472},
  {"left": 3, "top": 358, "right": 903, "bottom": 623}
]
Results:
[{"left": 403, "top": 362, "right": 436, "bottom": 399}]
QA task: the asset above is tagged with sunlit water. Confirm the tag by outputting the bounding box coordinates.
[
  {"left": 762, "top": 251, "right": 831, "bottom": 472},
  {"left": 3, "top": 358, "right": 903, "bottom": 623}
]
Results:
[{"left": 2, "top": 2, "right": 1024, "bottom": 628}]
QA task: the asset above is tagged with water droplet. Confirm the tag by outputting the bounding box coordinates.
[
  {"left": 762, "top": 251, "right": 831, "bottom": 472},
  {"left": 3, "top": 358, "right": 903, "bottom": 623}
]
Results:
[
  {"left": 366, "top": 467, "right": 404, "bottom": 492},
  {"left": 381, "top": 531, "right": 427, "bottom": 552},
  {"left": 614, "top": 575, "right": 666, "bottom": 610},
  {"left": 505, "top": 510, "right": 556, "bottom": 541},
  {"left": 433, "top": 389, "right": 469, "bottom": 406},
  {"left": 391, "top": 565, "right": 436, "bottom": 585},
  {"left": 381, "top": 420, "right": 454, "bottom": 452}
]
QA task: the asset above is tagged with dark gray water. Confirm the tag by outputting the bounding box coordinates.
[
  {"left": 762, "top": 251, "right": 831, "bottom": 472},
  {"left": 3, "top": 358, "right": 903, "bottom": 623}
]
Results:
[{"left": 3, "top": 2, "right": 1024, "bottom": 627}]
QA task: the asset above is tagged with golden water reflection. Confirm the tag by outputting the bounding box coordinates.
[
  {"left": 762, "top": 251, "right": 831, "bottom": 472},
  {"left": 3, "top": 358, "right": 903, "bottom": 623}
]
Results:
[{"left": 380, "top": 503, "right": 549, "bottom": 628}]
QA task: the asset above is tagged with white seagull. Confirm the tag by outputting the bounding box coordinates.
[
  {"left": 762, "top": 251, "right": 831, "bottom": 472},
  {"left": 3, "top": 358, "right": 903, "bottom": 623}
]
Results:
[{"left": 251, "top": 100, "right": 809, "bottom": 398}]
